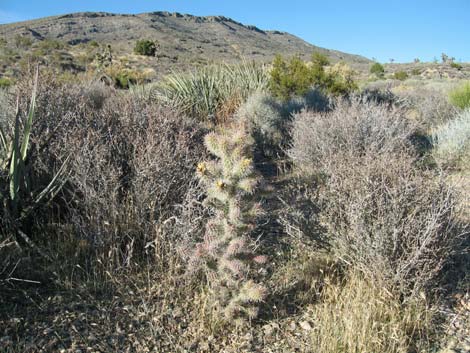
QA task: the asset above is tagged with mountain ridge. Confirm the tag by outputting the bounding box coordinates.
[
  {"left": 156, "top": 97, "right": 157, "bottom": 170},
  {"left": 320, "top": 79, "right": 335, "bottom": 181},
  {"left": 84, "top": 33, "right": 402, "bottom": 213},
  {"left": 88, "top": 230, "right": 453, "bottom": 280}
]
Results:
[{"left": 0, "top": 11, "right": 371, "bottom": 77}]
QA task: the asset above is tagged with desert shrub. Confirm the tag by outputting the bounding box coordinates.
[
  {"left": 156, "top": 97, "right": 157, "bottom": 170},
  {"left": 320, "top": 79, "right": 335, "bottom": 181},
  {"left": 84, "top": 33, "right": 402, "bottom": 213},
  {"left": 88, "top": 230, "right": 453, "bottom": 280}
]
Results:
[
  {"left": 393, "top": 71, "right": 409, "bottom": 81},
  {"left": 288, "top": 98, "right": 459, "bottom": 292},
  {"left": 450, "top": 62, "right": 463, "bottom": 70},
  {"left": 190, "top": 123, "right": 267, "bottom": 324},
  {"left": 1, "top": 70, "right": 69, "bottom": 262},
  {"left": 411, "top": 68, "right": 422, "bottom": 76},
  {"left": 432, "top": 109, "right": 470, "bottom": 169},
  {"left": 236, "top": 91, "right": 285, "bottom": 155},
  {"left": 397, "top": 88, "right": 457, "bottom": 128},
  {"left": 14, "top": 35, "right": 32, "bottom": 49},
  {"left": 134, "top": 39, "right": 158, "bottom": 56},
  {"left": 0, "top": 77, "right": 11, "bottom": 89},
  {"left": 104, "top": 66, "right": 147, "bottom": 89},
  {"left": 370, "top": 62, "right": 385, "bottom": 78},
  {"left": 8, "top": 71, "right": 207, "bottom": 275},
  {"left": 156, "top": 61, "right": 269, "bottom": 122},
  {"left": 361, "top": 88, "right": 398, "bottom": 107},
  {"left": 269, "top": 53, "right": 357, "bottom": 101},
  {"left": 37, "top": 39, "right": 65, "bottom": 51},
  {"left": 309, "top": 271, "right": 436, "bottom": 353},
  {"left": 324, "top": 62, "right": 358, "bottom": 96},
  {"left": 81, "top": 81, "right": 111, "bottom": 109},
  {"left": 270, "top": 54, "right": 314, "bottom": 101},
  {"left": 289, "top": 97, "right": 416, "bottom": 173},
  {"left": 59, "top": 96, "right": 206, "bottom": 270},
  {"left": 282, "top": 88, "right": 330, "bottom": 115},
  {"left": 449, "top": 81, "right": 470, "bottom": 110}
]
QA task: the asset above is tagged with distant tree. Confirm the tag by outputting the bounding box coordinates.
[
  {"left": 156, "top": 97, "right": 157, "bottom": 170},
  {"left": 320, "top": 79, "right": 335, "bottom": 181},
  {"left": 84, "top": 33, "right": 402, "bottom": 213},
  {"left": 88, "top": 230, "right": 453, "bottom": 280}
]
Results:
[
  {"left": 134, "top": 40, "right": 158, "bottom": 56},
  {"left": 414, "top": 58, "right": 420, "bottom": 63},
  {"left": 370, "top": 62, "right": 385, "bottom": 78},
  {"left": 441, "top": 53, "right": 449, "bottom": 63},
  {"left": 389, "top": 58, "right": 395, "bottom": 64}
]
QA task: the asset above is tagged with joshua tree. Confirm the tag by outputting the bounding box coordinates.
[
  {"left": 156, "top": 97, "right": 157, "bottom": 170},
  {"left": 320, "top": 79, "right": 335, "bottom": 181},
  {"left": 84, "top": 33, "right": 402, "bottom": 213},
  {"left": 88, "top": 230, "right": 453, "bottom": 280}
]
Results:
[{"left": 190, "top": 122, "right": 267, "bottom": 324}]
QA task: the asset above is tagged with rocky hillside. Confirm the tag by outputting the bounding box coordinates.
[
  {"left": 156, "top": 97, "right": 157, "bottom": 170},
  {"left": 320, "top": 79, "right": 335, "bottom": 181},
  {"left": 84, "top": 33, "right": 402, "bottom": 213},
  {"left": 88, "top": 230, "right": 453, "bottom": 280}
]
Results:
[{"left": 0, "top": 11, "right": 370, "bottom": 75}]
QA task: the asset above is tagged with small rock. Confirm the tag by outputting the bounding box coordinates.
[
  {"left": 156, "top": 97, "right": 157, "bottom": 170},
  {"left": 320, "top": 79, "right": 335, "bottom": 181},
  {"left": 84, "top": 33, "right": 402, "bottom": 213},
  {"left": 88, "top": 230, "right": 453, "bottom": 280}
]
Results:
[{"left": 299, "top": 321, "right": 312, "bottom": 331}]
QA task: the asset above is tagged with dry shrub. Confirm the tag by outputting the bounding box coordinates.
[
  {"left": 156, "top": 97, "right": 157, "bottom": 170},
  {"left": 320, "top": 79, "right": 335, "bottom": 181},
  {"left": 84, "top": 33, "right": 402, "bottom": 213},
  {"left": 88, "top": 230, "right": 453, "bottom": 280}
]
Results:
[
  {"left": 318, "top": 153, "right": 457, "bottom": 292},
  {"left": 397, "top": 88, "right": 458, "bottom": 128},
  {"left": 309, "top": 271, "right": 436, "bottom": 353},
  {"left": 289, "top": 97, "right": 416, "bottom": 174},
  {"left": 8, "top": 72, "right": 207, "bottom": 277},
  {"left": 59, "top": 94, "right": 207, "bottom": 271},
  {"left": 288, "top": 98, "right": 460, "bottom": 292},
  {"left": 432, "top": 109, "right": 470, "bottom": 170}
]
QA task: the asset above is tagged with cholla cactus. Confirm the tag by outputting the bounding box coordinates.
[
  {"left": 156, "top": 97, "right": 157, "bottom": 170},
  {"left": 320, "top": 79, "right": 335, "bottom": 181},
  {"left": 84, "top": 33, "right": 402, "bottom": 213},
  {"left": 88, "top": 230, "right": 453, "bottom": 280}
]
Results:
[{"left": 192, "top": 123, "right": 267, "bottom": 324}]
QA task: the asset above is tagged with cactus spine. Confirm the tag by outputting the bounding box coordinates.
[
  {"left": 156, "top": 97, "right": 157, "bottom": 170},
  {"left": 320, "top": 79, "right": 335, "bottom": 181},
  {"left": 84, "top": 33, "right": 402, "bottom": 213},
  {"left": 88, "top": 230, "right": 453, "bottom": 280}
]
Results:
[{"left": 193, "top": 122, "right": 267, "bottom": 324}]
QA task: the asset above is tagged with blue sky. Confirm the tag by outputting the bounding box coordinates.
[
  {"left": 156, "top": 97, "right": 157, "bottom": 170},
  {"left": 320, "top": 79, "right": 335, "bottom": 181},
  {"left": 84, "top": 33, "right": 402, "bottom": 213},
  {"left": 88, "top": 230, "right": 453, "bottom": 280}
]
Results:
[{"left": 0, "top": 0, "right": 468, "bottom": 63}]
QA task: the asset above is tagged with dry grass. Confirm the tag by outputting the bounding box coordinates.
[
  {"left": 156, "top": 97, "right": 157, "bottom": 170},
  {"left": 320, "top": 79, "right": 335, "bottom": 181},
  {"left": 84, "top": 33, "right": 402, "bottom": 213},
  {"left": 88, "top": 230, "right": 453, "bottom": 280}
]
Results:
[{"left": 308, "top": 271, "right": 436, "bottom": 353}]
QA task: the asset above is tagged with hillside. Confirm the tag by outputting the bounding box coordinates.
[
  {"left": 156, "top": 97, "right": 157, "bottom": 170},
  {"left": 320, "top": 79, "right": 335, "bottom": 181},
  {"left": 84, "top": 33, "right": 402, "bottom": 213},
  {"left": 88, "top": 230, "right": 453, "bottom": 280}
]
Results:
[{"left": 0, "top": 11, "right": 370, "bottom": 77}]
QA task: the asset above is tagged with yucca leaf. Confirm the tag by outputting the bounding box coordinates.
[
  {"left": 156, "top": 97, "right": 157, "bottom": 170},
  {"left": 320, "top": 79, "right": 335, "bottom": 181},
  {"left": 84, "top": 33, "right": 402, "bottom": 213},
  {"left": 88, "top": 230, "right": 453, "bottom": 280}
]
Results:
[
  {"left": 20, "top": 67, "right": 38, "bottom": 161},
  {"left": 9, "top": 108, "right": 21, "bottom": 204},
  {"left": 0, "top": 126, "right": 8, "bottom": 152}
]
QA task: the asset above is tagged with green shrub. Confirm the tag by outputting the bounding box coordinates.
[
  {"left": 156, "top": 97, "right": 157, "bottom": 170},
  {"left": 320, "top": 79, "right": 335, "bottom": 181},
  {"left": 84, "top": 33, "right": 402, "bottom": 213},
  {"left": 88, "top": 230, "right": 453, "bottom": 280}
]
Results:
[
  {"left": 432, "top": 109, "right": 470, "bottom": 169},
  {"left": 89, "top": 40, "right": 99, "bottom": 48},
  {"left": 269, "top": 53, "right": 357, "bottom": 101},
  {"left": 114, "top": 71, "right": 137, "bottom": 89},
  {"left": 370, "top": 62, "right": 385, "bottom": 78},
  {"left": 270, "top": 54, "right": 313, "bottom": 101},
  {"left": 450, "top": 62, "right": 463, "bottom": 70},
  {"left": 449, "top": 81, "right": 470, "bottom": 110},
  {"left": 393, "top": 71, "right": 408, "bottom": 81},
  {"left": 134, "top": 39, "right": 157, "bottom": 56},
  {"left": 411, "top": 68, "right": 422, "bottom": 76},
  {"left": 0, "top": 77, "right": 12, "bottom": 89}
]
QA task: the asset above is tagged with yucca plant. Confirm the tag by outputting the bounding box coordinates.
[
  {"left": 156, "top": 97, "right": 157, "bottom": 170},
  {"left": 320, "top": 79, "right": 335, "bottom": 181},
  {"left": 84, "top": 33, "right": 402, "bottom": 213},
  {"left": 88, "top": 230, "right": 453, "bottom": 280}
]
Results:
[
  {"left": 155, "top": 61, "right": 269, "bottom": 122},
  {"left": 190, "top": 122, "right": 267, "bottom": 324},
  {"left": 0, "top": 68, "right": 68, "bottom": 255}
]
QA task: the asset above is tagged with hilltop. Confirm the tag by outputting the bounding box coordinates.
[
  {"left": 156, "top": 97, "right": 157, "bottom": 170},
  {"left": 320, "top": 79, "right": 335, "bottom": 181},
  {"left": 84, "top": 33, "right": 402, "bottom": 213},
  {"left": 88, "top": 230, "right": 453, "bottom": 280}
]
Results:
[{"left": 0, "top": 11, "right": 370, "bottom": 78}]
